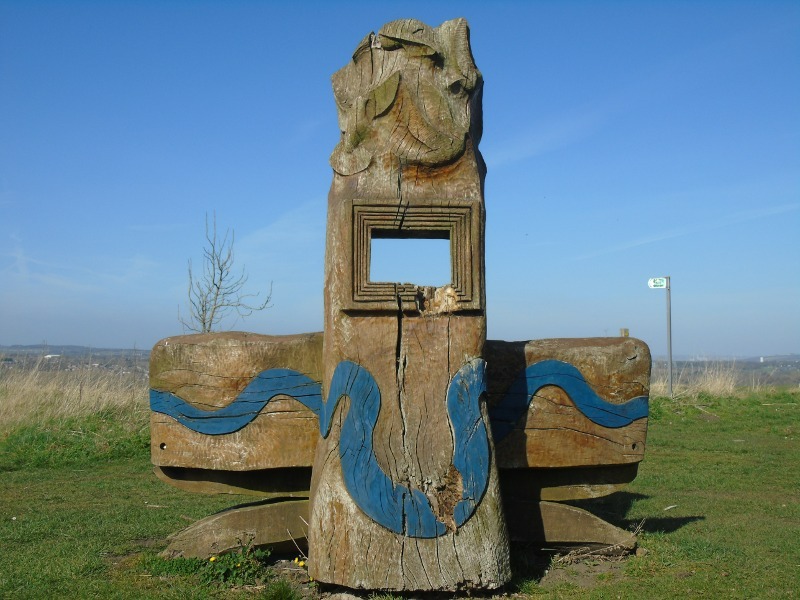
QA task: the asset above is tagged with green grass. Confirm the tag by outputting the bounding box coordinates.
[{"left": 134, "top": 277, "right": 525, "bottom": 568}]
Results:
[
  {"left": 1, "top": 390, "right": 798, "bottom": 598},
  {"left": 509, "top": 390, "right": 800, "bottom": 598},
  {"left": 0, "top": 410, "right": 149, "bottom": 471},
  {"left": 618, "top": 391, "right": 800, "bottom": 598}
]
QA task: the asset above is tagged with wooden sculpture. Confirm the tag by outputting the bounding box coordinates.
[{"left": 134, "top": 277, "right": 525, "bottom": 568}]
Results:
[{"left": 149, "top": 18, "right": 651, "bottom": 593}]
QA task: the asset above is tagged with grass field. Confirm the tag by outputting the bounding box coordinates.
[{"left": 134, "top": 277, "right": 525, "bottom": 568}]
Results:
[{"left": 1, "top": 359, "right": 798, "bottom": 598}]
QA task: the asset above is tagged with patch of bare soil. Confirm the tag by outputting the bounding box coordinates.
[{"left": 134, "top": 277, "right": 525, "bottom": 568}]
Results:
[{"left": 538, "top": 555, "right": 627, "bottom": 589}]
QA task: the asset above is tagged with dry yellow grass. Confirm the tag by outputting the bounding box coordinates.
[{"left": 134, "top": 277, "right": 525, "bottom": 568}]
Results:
[
  {"left": 649, "top": 360, "right": 758, "bottom": 398},
  {"left": 0, "top": 355, "right": 149, "bottom": 428},
  {"left": 0, "top": 353, "right": 773, "bottom": 427}
]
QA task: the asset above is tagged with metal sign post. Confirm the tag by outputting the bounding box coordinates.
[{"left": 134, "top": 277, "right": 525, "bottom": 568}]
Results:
[{"left": 648, "top": 276, "right": 673, "bottom": 398}]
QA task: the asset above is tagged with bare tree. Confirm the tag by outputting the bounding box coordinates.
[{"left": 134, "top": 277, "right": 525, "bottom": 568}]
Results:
[{"left": 179, "top": 214, "right": 271, "bottom": 333}]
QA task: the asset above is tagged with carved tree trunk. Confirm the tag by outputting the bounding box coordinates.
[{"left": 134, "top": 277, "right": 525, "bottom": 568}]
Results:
[{"left": 308, "top": 18, "right": 510, "bottom": 591}]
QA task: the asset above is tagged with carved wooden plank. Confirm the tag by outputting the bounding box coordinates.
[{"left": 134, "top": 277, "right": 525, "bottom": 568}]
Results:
[
  {"left": 487, "top": 337, "right": 650, "bottom": 470},
  {"left": 151, "top": 368, "right": 323, "bottom": 435},
  {"left": 308, "top": 18, "right": 510, "bottom": 591},
  {"left": 151, "top": 406, "right": 318, "bottom": 471},
  {"left": 149, "top": 333, "right": 649, "bottom": 502},
  {"left": 504, "top": 500, "right": 636, "bottom": 553},
  {"left": 150, "top": 332, "right": 324, "bottom": 406},
  {"left": 162, "top": 499, "right": 310, "bottom": 559},
  {"left": 150, "top": 332, "right": 322, "bottom": 472},
  {"left": 494, "top": 394, "right": 648, "bottom": 468}
]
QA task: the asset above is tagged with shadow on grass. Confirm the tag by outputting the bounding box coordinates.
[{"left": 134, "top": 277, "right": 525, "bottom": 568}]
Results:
[
  {"left": 505, "top": 493, "right": 706, "bottom": 591},
  {"left": 566, "top": 491, "right": 706, "bottom": 534},
  {"left": 634, "top": 515, "right": 705, "bottom": 533}
]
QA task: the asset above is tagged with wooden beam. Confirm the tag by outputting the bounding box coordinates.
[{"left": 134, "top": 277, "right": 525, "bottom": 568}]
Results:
[{"left": 162, "top": 499, "right": 309, "bottom": 559}]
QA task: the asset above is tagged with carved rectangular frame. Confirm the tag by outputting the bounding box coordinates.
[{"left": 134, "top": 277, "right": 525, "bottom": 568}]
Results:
[{"left": 350, "top": 200, "right": 482, "bottom": 311}]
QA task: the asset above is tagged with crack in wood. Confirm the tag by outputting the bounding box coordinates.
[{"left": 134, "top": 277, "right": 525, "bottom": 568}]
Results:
[{"left": 529, "top": 426, "right": 640, "bottom": 446}]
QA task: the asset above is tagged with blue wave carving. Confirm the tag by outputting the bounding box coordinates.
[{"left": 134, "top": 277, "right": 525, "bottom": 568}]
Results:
[
  {"left": 489, "top": 359, "right": 649, "bottom": 442},
  {"left": 150, "top": 359, "right": 491, "bottom": 538},
  {"left": 332, "top": 358, "right": 489, "bottom": 537},
  {"left": 150, "top": 368, "right": 323, "bottom": 435}
]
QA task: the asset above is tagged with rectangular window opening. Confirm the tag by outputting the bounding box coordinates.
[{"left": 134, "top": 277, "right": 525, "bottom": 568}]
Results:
[{"left": 370, "top": 234, "right": 451, "bottom": 286}]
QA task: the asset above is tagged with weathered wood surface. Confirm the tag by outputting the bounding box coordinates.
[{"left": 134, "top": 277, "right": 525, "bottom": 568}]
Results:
[
  {"left": 310, "top": 317, "right": 508, "bottom": 590},
  {"left": 160, "top": 496, "right": 635, "bottom": 561},
  {"left": 149, "top": 335, "right": 648, "bottom": 503},
  {"left": 162, "top": 499, "right": 309, "bottom": 559},
  {"left": 327, "top": 18, "right": 484, "bottom": 198},
  {"left": 488, "top": 337, "right": 650, "bottom": 470},
  {"left": 309, "top": 18, "right": 510, "bottom": 591},
  {"left": 504, "top": 500, "right": 637, "bottom": 553},
  {"left": 150, "top": 332, "right": 322, "bottom": 472}
]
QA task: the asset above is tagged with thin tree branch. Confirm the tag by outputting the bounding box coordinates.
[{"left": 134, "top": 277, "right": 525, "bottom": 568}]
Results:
[{"left": 179, "top": 212, "right": 272, "bottom": 333}]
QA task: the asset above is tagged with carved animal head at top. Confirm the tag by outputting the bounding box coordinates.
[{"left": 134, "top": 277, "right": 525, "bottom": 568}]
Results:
[{"left": 330, "top": 18, "right": 483, "bottom": 176}]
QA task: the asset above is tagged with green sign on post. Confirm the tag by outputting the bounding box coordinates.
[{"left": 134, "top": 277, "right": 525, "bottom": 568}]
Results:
[{"left": 648, "top": 276, "right": 672, "bottom": 398}]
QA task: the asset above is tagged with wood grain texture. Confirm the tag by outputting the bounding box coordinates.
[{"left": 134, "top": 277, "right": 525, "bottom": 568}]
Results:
[
  {"left": 504, "top": 500, "right": 637, "bottom": 553},
  {"left": 150, "top": 332, "right": 322, "bottom": 470},
  {"left": 310, "top": 398, "right": 508, "bottom": 590},
  {"left": 321, "top": 358, "right": 491, "bottom": 538},
  {"left": 489, "top": 359, "right": 648, "bottom": 436},
  {"left": 151, "top": 368, "right": 323, "bottom": 435},
  {"left": 151, "top": 406, "right": 317, "bottom": 471},
  {"left": 310, "top": 313, "right": 509, "bottom": 589},
  {"left": 487, "top": 337, "right": 650, "bottom": 470},
  {"left": 162, "top": 499, "right": 310, "bottom": 559},
  {"left": 329, "top": 18, "right": 482, "bottom": 182},
  {"left": 309, "top": 18, "right": 509, "bottom": 591}
]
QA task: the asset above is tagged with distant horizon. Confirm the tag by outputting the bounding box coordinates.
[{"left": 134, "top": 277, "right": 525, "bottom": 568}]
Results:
[{"left": 2, "top": 341, "right": 797, "bottom": 362}]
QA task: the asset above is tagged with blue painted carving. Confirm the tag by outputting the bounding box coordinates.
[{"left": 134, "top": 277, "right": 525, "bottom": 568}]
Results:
[
  {"left": 150, "top": 359, "right": 491, "bottom": 538},
  {"left": 332, "top": 358, "right": 489, "bottom": 537},
  {"left": 447, "top": 359, "right": 491, "bottom": 527},
  {"left": 327, "top": 360, "right": 439, "bottom": 535},
  {"left": 489, "top": 359, "right": 649, "bottom": 442},
  {"left": 150, "top": 368, "right": 323, "bottom": 435}
]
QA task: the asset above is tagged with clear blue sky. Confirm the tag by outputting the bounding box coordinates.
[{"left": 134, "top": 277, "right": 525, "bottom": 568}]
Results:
[{"left": 1, "top": 1, "right": 798, "bottom": 358}]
